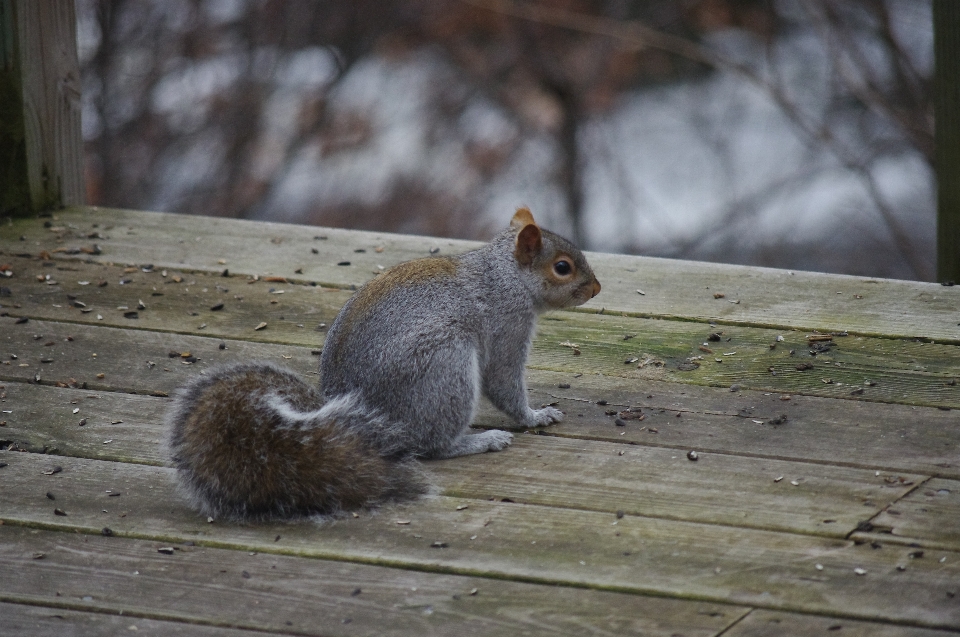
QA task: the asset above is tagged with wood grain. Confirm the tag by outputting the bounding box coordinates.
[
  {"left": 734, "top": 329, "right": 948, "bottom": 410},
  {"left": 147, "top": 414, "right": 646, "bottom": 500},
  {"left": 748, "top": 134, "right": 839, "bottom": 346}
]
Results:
[
  {"left": 0, "top": 526, "right": 743, "bottom": 637},
  {"left": 4, "top": 370, "right": 959, "bottom": 481},
  {"left": 0, "top": 380, "right": 922, "bottom": 538},
  {"left": 0, "top": 601, "right": 279, "bottom": 637},
  {"left": 1, "top": 451, "right": 959, "bottom": 628},
  {"left": 724, "top": 609, "right": 957, "bottom": 637},
  {"left": 1, "top": 0, "right": 83, "bottom": 214},
  {"left": 854, "top": 478, "right": 960, "bottom": 552},
  {"left": 4, "top": 206, "right": 960, "bottom": 341},
  {"left": 3, "top": 267, "right": 959, "bottom": 408}
]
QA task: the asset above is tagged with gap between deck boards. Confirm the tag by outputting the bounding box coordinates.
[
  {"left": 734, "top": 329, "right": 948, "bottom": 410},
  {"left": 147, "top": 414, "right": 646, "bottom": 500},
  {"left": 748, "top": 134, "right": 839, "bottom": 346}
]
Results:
[{"left": 1, "top": 451, "right": 959, "bottom": 629}]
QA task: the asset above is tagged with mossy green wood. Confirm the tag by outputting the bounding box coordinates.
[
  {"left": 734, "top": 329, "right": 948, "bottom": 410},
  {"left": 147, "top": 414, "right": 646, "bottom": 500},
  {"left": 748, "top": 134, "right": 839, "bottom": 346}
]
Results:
[
  {"left": 0, "top": 527, "right": 743, "bottom": 637},
  {"left": 0, "top": 382, "right": 921, "bottom": 538},
  {"left": 1, "top": 259, "right": 958, "bottom": 407},
  {"left": 4, "top": 373, "right": 959, "bottom": 480},
  {"left": 1, "top": 452, "right": 959, "bottom": 628},
  {"left": 4, "top": 206, "right": 959, "bottom": 341}
]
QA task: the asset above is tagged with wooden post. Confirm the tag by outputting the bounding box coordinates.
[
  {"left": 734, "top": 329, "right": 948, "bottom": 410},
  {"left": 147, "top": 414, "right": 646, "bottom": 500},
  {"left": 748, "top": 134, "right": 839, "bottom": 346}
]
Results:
[
  {"left": 935, "top": 0, "right": 960, "bottom": 283},
  {"left": 0, "top": 0, "right": 83, "bottom": 217}
]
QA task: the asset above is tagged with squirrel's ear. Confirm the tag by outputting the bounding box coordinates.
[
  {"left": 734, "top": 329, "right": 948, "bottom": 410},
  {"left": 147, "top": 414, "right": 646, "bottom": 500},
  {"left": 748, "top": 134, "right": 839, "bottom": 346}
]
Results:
[
  {"left": 514, "top": 223, "right": 542, "bottom": 265},
  {"left": 510, "top": 207, "right": 537, "bottom": 230}
]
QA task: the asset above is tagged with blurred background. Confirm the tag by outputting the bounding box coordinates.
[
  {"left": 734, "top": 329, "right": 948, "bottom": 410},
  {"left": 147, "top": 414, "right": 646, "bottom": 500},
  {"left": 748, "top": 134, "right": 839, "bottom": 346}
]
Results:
[{"left": 76, "top": 0, "right": 935, "bottom": 280}]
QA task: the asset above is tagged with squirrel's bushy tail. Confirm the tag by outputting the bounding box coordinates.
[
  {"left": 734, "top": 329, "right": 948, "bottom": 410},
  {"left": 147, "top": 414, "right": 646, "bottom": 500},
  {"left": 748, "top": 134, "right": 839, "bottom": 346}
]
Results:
[{"left": 166, "top": 362, "right": 426, "bottom": 521}]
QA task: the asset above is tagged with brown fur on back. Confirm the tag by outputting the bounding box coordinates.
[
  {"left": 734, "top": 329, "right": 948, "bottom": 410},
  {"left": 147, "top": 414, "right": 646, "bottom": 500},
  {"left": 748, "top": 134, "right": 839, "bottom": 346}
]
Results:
[{"left": 324, "top": 257, "right": 458, "bottom": 369}]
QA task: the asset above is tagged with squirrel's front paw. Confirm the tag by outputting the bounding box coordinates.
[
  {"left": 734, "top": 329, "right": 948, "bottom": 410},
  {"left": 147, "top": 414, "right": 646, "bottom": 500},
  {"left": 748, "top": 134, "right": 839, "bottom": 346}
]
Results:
[
  {"left": 528, "top": 406, "right": 563, "bottom": 428},
  {"left": 482, "top": 429, "right": 514, "bottom": 451}
]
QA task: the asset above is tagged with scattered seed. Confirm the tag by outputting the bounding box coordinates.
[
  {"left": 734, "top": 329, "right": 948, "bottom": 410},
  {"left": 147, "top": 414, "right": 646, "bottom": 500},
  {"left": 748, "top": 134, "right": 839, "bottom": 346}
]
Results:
[
  {"left": 430, "top": 541, "right": 448, "bottom": 548},
  {"left": 254, "top": 322, "right": 267, "bottom": 331},
  {"left": 102, "top": 527, "right": 114, "bottom": 536},
  {"left": 854, "top": 568, "right": 867, "bottom": 576},
  {"left": 43, "top": 466, "right": 63, "bottom": 475},
  {"left": 54, "top": 508, "right": 67, "bottom": 516},
  {"left": 157, "top": 547, "right": 175, "bottom": 555},
  {"left": 686, "top": 450, "right": 699, "bottom": 461}
]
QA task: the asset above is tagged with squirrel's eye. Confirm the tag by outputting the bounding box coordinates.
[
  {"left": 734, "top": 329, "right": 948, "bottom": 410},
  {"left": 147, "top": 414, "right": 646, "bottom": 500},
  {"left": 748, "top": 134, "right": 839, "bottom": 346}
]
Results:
[{"left": 553, "top": 260, "right": 572, "bottom": 276}]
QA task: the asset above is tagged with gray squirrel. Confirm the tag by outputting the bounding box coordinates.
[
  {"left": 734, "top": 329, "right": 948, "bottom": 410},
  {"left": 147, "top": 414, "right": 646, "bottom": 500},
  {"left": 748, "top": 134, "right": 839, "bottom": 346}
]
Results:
[{"left": 166, "top": 208, "right": 601, "bottom": 520}]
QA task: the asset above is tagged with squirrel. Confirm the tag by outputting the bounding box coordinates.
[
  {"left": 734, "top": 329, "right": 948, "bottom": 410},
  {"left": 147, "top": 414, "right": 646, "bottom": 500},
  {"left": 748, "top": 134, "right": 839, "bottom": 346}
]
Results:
[{"left": 166, "top": 207, "right": 601, "bottom": 521}]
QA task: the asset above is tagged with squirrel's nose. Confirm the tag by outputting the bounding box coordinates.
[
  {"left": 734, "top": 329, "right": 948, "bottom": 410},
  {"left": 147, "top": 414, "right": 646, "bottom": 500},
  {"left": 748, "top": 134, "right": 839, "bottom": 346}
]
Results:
[{"left": 590, "top": 279, "right": 601, "bottom": 298}]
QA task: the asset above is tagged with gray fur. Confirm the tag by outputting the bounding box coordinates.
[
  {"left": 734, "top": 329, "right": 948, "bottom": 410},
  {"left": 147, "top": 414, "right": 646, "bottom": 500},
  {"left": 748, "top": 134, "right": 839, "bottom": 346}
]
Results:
[
  {"left": 320, "top": 222, "right": 600, "bottom": 459},
  {"left": 166, "top": 211, "right": 600, "bottom": 520}
]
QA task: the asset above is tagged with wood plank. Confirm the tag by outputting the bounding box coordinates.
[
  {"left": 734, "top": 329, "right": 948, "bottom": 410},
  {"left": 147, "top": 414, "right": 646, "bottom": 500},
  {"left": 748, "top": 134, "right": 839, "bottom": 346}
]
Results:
[
  {"left": 724, "top": 609, "right": 957, "bottom": 637},
  {"left": 3, "top": 270, "right": 960, "bottom": 408},
  {"left": 1, "top": 451, "right": 958, "bottom": 628},
  {"left": 514, "top": 371, "right": 960, "bottom": 480},
  {"left": 0, "top": 254, "right": 352, "bottom": 345},
  {"left": 0, "top": 381, "right": 923, "bottom": 538},
  {"left": 5, "top": 368, "right": 960, "bottom": 481},
  {"left": 0, "top": 526, "right": 744, "bottom": 637},
  {"left": 433, "top": 435, "right": 921, "bottom": 537},
  {"left": 0, "top": 601, "right": 280, "bottom": 637},
  {"left": 5, "top": 206, "right": 960, "bottom": 342},
  {"left": 529, "top": 313, "right": 960, "bottom": 409},
  {"left": 0, "top": 318, "right": 320, "bottom": 394},
  {"left": 854, "top": 478, "right": 960, "bottom": 552}
]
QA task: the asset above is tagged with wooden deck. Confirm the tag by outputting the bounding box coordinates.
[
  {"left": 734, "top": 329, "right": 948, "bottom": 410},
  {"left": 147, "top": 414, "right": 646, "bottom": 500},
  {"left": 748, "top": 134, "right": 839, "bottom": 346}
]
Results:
[{"left": 1, "top": 206, "right": 959, "bottom": 636}]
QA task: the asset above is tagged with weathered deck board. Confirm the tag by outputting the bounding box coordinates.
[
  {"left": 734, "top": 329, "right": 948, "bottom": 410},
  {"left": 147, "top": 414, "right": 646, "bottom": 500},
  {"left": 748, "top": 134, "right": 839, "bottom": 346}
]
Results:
[
  {"left": 5, "top": 372, "right": 960, "bottom": 482},
  {"left": 0, "top": 254, "right": 348, "bottom": 345},
  {"left": 855, "top": 478, "right": 960, "bottom": 551},
  {"left": 724, "top": 610, "right": 958, "bottom": 637},
  {"left": 3, "top": 260, "right": 960, "bottom": 407},
  {"left": 0, "top": 602, "right": 281, "bottom": 637},
  {"left": 1, "top": 451, "right": 959, "bottom": 629},
  {"left": 3, "top": 207, "right": 960, "bottom": 634},
  {"left": 0, "top": 380, "right": 923, "bottom": 538},
  {"left": 5, "top": 206, "right": 960, "bottom": 342},
  {"left": 0, "top": 526, "right": 742, "bottom": 637}
]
